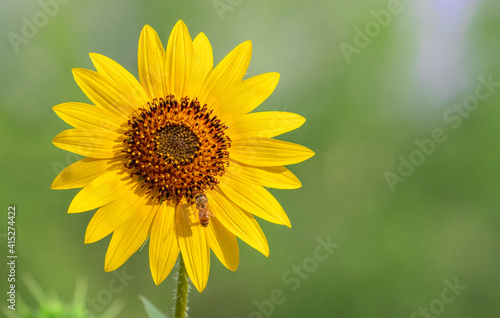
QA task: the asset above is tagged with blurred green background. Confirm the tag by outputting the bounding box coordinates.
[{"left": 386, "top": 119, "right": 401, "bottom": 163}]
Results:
[{"left": 2, "top": 0, "right": 500, "bottom": 317}]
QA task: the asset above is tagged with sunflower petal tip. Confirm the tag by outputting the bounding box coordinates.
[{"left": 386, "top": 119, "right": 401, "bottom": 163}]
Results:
[
  {"left": 300, "top": 147, "right": 315, "bottom": 160},
  {"left": 67, "top": 208, "right": 78, "bottom": 214},
  {"left": 173, "top": 20, "right": 189, "bottom": 33},
  {"left": 229, "top": 264, "right": 239, "bottom": 272},
  {"left": 141, "top": 24, "right": 155, "bottom": 35},
  {"left": 67, "top": 200, "right": 84, "bottom": 214},
  {"left": 71, "top": 68, "right": 89, "bottom": 80},
  {"left": 262, "top": 72, "right": 280, "bottom": 85},
  {"left": 242, "top": 41, "right": 252, "bottom": 51},
  {"left": 67, "top": 204, "right": 75, "bottom": 213},
  {"left": 194, "top": 32, "right": 209, "bottom": 43},
  {"left": 88, "top": 52, "right": 104, "bottom": 62},
  {"left": 193, "top": 281, "right": 207, "bottom": 293},
  {"left": 152, "top": 275, "right": 162, "bottom": 286},
  {"left": 273, "top": 73, "right": 281, "bottom": 85},
  {"left": 84, "top": 229, "right": 96, "bottom": 244},
  {"left": 104, "top": 258, "right": 118, "bottom": 272},
  {"left": 50, "top": 179, "right": 60, "bottom": 189}
]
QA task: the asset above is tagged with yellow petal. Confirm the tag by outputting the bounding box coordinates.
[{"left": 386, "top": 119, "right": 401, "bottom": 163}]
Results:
[
  {"left": 206, "top": 189, "right": 269, "bottom": 257},
  {"left": 199, "top": 41, "right": 252, "bottom": 109},
  {"left": 227, "top": 111, "right": 305, "bottom": 140},
  {"left": 230, "top": 137, "right": 315, "bottom": 167},
  {"left": 53, "top": 102, "right": 122, "bottom": 132},
  {"left": 228, "top": 159, "right": 302, "bottom": 189},
  {"left": 215, "top": 73, "right": 280, "bottom": 120},
  {"left": 51, "top": 157, "right": 122, "bottom": 190},
  {"left": 52, "top": 128, "right": 122, "bottom": 159},
  {"left": 138, "top": 25, "right": 166, "bottom": 100},
  {"left": 176, "top": 202, "right": 210, "bottom": 292},
  {"left": 218, "top": 174, "right": 291, "bottom": 227},
  {"left": 85, "top": 206, "right": 116, "bottom": 244},
  {"left": 207, "top": 215, "right": 239, "bottom": 271},
  {"left": 85, "top": 185, "right": 149, "bottom": 244},
  {"left": 72, "top": 68, "right": 137, "bottom": 120},
  {"left": 104, "top": 197, "right": 159, "bottom": 272},
  {"left": 68, "top": 168, "right": 136, "bottom": 213},
  {"left": 186, "top": 32, "right": 213, "bottom": 99},
  {"left": 164, "top": 20, "right": 194, "bottom": 99},
  {"left": 90, "top": 53, "right": 149, "bottom": 106},
  {"left": 149, "top": 203, "right": 179, "bottom": 285}
]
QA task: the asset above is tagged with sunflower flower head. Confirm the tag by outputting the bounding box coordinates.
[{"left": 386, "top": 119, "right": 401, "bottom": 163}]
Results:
[{"left": 52, "top": 20, "right": 314, "bottom": 292}]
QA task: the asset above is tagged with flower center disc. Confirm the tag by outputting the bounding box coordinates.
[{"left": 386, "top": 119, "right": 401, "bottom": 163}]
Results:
[
  {"left": 123, "top": 95, "right": 231, "bottom": 203},
  {"left": 156, "top": 124, "right": 200, "bottom": 164}
]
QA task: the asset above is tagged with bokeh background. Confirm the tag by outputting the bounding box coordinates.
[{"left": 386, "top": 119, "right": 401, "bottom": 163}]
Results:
[{"left": 2, "top": 0, "right": 500, "bottom": 317}]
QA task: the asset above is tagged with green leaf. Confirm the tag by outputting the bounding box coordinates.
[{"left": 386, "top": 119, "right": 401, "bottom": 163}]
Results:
[{"left": 139, "top": 296, "right": 169, "bottom": 318}]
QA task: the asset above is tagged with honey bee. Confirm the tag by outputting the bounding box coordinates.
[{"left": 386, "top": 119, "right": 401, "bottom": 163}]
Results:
[{"left": 195, "top": 193, "right": 210, "bottom": 227}]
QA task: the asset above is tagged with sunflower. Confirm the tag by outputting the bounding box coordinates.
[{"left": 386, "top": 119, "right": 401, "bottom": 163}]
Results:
[{"left": 51, "top": 20, "right": 314, "bottom": 292}]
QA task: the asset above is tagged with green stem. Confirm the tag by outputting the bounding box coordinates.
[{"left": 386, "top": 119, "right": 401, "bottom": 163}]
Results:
[{"left": 174, "top": 256, "right": 189, "bottom": 318}]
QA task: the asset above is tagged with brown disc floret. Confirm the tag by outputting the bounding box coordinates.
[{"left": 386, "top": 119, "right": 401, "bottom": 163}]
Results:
[{"left": 123, "top": 95, "right": 231, "bottom": 203}]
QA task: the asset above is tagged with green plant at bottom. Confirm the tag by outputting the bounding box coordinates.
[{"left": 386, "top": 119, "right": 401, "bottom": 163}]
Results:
[{"left": 2, "top": 275, "right": 123, "bottom": 318}]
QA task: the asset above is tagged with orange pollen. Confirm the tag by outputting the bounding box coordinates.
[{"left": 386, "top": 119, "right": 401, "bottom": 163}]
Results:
[{"left": 123, "top": 95, "right": 231, "bottom": 203}]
